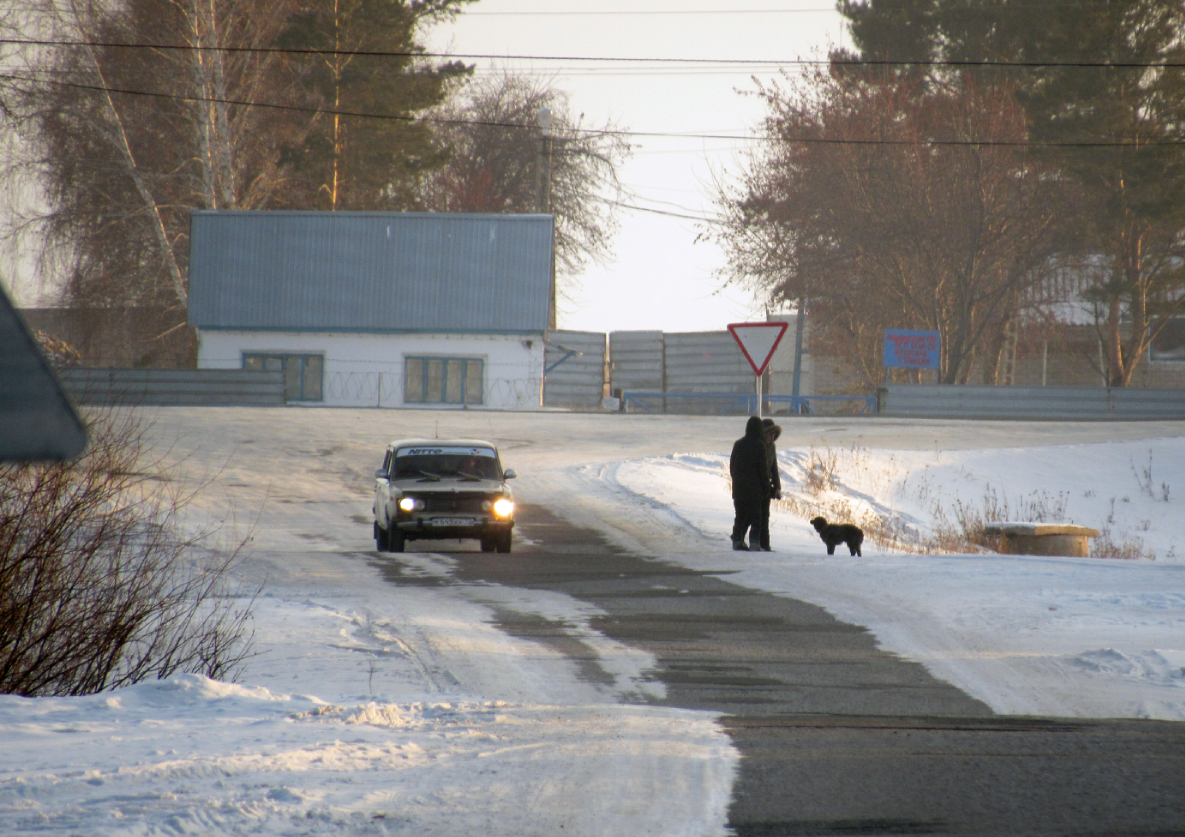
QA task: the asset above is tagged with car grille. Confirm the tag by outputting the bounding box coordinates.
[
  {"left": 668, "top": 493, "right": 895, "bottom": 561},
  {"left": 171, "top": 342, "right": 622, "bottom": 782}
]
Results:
[{"left": 420, "top": 494, "right": 489, "bottom": 514}]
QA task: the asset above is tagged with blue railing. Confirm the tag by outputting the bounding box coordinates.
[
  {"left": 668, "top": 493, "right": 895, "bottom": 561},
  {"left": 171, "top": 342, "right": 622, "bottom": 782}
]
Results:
[{"left": 619, "top": 391, "right": 877, "bottom": 415}]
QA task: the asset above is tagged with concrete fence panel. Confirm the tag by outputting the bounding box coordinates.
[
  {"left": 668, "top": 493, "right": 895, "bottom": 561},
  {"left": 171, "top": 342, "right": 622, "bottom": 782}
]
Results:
[
  {"left": 609, "top": 331, "right": 664, "bottom": 394},
  {"left": 663, "top": 331, "right": 754, "bottom": 392},
  {"left": 661, "top": 331, "right": 755, "bottom": 414},
  {"left": 60, "top": 368, "right": 286, "bottom": 407},
  {"left": 543, "top": 330, "right": 607, "bottom": 410}
]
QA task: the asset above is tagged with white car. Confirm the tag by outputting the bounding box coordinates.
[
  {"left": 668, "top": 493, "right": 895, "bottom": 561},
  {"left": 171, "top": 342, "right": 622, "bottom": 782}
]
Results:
[{"left": 373, "top": 439, "right": 517, "bottom": 553}]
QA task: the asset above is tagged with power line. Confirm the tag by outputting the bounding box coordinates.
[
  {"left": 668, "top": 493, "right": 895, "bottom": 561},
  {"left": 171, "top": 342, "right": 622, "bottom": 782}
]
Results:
[
  {"left": 4, "top": 37, "right": 1185, "bottom": 69},
  {"left": 462, "top": 1, "right": 1161, "bottom": 10},
  {"left": 0, "top": 71, "right": 535, "bottom": 132},
  {"left": 462, "top": 4, "right": 1129, "bottom": 16},
  {"left": 603, "top": 199, "right": 721, "bottom": 223},
  {"left": 463, "top": 7, "right": 837, "bottom": 14},
  {"left": 7, "top": 70, "right": 1184, "bottom": 149}
]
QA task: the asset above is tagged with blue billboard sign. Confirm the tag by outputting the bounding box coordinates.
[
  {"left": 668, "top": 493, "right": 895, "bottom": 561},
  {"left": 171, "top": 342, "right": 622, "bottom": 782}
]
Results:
[{"left": 884, "top": 330, "right": 940, "bottom": 369}]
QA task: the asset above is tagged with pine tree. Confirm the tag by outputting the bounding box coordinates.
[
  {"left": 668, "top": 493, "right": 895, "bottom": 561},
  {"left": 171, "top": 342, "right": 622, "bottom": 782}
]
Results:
[{"left": 273, "top": 0, "right": 473, "bottom": 211}]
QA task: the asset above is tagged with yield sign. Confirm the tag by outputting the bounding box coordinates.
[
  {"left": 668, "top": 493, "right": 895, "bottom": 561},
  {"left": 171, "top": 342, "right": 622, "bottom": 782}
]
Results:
[{"left": 728, "top": 321, "right": 789, "bottom": 376}]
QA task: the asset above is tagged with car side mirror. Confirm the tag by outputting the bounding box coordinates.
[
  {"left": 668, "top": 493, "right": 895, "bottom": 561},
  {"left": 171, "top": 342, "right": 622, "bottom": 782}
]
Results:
[
  {"left": 375, "top": 469, "right": 388, "bottom": 480},
  {"left": 503, "top": 469, "right": 517, "bottom": 480}
]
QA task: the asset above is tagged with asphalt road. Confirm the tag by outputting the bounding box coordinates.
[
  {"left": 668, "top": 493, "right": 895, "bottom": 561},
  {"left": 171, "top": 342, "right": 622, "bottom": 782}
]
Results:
[{"left": 378, "top": 503, "right": 1185, "bottom": 837}]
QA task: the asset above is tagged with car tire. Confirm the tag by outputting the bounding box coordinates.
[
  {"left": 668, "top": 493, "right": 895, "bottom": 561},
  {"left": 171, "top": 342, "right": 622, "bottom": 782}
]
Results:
[
  {"left": 375, "top": 522, "right": 389, "bottom": 552},
  {"left": 480, "top": 536, "right": 496, "bottom": 553},
  {"left": 388, "top": 529, "right": 406, "bottom": 553},
  {"left": 495, "top": 531, "right": 512, "bottom": 554}
]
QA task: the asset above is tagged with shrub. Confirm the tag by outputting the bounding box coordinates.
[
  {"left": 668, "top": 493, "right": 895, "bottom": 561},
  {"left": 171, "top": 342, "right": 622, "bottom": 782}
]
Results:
[{"left": 0, "top": 408, "right": 253, "bottom": 696}]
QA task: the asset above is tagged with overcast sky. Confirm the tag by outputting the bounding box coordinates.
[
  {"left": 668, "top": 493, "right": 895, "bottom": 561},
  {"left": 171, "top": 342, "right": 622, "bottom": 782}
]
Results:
[{"left": 427, "top": 1, "right": 847, "bottom": 333}]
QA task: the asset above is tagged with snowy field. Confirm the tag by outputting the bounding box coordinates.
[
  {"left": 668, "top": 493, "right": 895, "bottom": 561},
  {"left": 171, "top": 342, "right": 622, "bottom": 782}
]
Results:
[{"left": 3, "top": 408, "right": 1184, "bottom": 836}]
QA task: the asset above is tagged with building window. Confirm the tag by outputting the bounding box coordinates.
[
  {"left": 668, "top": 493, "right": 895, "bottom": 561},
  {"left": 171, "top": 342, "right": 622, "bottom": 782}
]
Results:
[
  {"left": 404, "top": 357, "right": 483, "bottom": 404},
  {"left": 243, "top": 353, "right": 323, "bottom": 401},
  {"left": 1151, "top": 319, "right": 1185, "bottom": 362}
]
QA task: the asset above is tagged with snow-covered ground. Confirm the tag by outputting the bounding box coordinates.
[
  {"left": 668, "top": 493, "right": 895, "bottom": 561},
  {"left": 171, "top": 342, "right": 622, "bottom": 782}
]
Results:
[
  {"left": 607, "top": 438, "right": 1185, "bottom": 720},
  {"left": 3, "top": 409, "right": 1184, "bottom": 836}
]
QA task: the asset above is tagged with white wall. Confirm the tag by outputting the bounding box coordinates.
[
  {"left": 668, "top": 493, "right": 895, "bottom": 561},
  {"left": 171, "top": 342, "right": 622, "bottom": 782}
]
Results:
[{"left": 197, "top": 331, "right": 546, "bottom": 410}]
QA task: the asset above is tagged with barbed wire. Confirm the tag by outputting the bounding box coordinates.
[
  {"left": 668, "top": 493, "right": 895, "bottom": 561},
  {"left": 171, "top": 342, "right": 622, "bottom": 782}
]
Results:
[{"left": 319, "top": 370, "right": 543, "bottom": 409}]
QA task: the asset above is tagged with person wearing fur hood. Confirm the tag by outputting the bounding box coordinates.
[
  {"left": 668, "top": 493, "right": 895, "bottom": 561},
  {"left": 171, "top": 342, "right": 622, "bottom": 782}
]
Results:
[
  {"left": 729, "top": 415, "right": 775, "bottom": 551},
  {"left": 755, "top": 418, "right": 783, "bottom": 551}
]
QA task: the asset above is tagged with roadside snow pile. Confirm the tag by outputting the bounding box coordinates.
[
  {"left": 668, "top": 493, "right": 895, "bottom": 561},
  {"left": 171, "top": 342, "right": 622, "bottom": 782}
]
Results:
[
  {"left": 0, "top": 665, "right": 735, "bottom": 837},
  {"left": 1069, "top": 649, "right": 1185, "bottom": 686}
]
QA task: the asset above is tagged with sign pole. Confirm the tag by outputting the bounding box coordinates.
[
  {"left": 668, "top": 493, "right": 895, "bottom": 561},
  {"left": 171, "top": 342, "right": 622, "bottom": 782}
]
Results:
[{"left": 756, "top": 371, "right": 763, "bottom": 418}]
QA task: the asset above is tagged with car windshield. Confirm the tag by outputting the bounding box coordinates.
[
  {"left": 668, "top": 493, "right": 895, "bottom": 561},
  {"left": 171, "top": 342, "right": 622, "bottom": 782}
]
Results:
[{"left": 392, "top": 447, "right": 501, "bottom": 481}]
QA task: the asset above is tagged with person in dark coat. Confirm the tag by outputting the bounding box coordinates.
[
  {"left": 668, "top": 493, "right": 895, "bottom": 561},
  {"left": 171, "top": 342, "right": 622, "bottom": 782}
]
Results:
[
  {"left": 730, "top": 415, "right": 772, "bottom": 550},
  {"left": 753, "top": 418, "right": 783, "bottom": 551}
]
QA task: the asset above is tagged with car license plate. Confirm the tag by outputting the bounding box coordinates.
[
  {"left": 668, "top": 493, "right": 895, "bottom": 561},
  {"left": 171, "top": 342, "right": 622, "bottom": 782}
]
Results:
[{"left": 429, "top": 517, "right": 475, "bottom": 527}]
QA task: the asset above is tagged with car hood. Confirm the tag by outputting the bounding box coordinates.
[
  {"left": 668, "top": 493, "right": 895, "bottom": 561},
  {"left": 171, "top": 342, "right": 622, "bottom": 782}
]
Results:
[{"left": 389, "top": 477, "right": 509, "bottom": 494}]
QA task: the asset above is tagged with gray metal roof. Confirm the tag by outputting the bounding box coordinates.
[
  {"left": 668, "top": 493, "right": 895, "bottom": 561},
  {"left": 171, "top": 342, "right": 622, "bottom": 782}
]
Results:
[{"left": 187, "top": 211, "right": 552, "bottom": 333}]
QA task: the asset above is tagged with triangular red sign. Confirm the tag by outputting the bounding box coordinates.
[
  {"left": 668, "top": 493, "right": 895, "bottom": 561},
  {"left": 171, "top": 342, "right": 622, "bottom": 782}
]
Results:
[{"left": 728, "top": 322, "right": 789, "bottom": 376}]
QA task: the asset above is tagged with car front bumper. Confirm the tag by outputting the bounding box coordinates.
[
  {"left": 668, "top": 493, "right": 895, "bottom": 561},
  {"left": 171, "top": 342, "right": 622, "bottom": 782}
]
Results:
[{"left": 394, "top": 515, "right": 514, "bottom": 539}]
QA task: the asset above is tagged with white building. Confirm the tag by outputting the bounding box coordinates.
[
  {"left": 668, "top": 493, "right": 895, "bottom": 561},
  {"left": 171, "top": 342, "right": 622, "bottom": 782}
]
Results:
[{"left": 187, "top": 211, "right": 553, "bottom": 409}]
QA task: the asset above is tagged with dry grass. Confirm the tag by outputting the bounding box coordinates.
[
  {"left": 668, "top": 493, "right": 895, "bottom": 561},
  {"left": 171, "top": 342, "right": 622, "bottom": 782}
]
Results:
[
  {"left": 801, "top": 446, "right": 839, "bottom": 494},
  {"left": 1091, "top": 498, "right": 1155, "bottom": 560},
  {"left": 0, "top": 408, "right": 255, "bottom": 696},
  {"left": 774, "top": 492, "right": 923, "bottom": 552},
  {"left": 763, "top": 444, "right": 1153, "bottom": 559},
  {"left": 773, "top": 444, "right": 932, "bottom": 553}
]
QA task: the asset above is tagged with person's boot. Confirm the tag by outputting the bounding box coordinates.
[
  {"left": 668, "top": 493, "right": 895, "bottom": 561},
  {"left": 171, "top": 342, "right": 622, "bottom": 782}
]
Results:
[{"left": 732, "top": 539, "right": 749, "bottom": 551}]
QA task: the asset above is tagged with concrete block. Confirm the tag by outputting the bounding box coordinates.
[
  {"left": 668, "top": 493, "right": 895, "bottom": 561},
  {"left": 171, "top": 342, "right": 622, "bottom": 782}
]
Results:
[{"left": 983, "top": 523, "right": 1100, "bottom": 558}]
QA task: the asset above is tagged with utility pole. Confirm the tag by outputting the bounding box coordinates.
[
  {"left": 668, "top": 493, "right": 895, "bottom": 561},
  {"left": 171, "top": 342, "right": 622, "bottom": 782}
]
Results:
[
  {"left": 535, "top": 107, "right": 556, "bottom": 331},
  {"left": 790, "top": 298, "right": 806, "bottom": 413}
]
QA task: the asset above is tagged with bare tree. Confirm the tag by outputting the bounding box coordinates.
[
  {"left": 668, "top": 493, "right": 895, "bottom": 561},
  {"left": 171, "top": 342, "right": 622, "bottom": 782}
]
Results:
[
  {"left": 0, "top": 408, "right": 253, "bottom": 696},
  {"left": 419, "top": 72, "right": 632, "bottom": 308},
  {"left": 713, "top": 69, "right": 1066, "bottom": 386},
  {"left": 834, "top": 0, "right": 1185, "bottom": 388},
  {"left": 2, "top": 0, "right": 468, "bottom": 332},
  {"left": 1084, "top": 185, "right": 1185, "bottom": 387},
  {"left": 2, "top": 0, "right": 299, "bottom": 311}
]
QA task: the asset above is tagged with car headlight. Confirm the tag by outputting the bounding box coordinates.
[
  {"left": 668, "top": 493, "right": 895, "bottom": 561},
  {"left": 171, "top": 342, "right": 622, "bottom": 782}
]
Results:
[
  {"left": 398, "top": 497, "right": 419, "bottom": 512},
  {"left": 492, "top": 498, "right": 515, "bottom": 518}
]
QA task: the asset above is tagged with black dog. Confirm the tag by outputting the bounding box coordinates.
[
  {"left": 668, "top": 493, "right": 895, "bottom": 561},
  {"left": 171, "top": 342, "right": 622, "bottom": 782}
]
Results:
[{"left": 810, "top": 516, "right": 864, "bottom": 556}]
